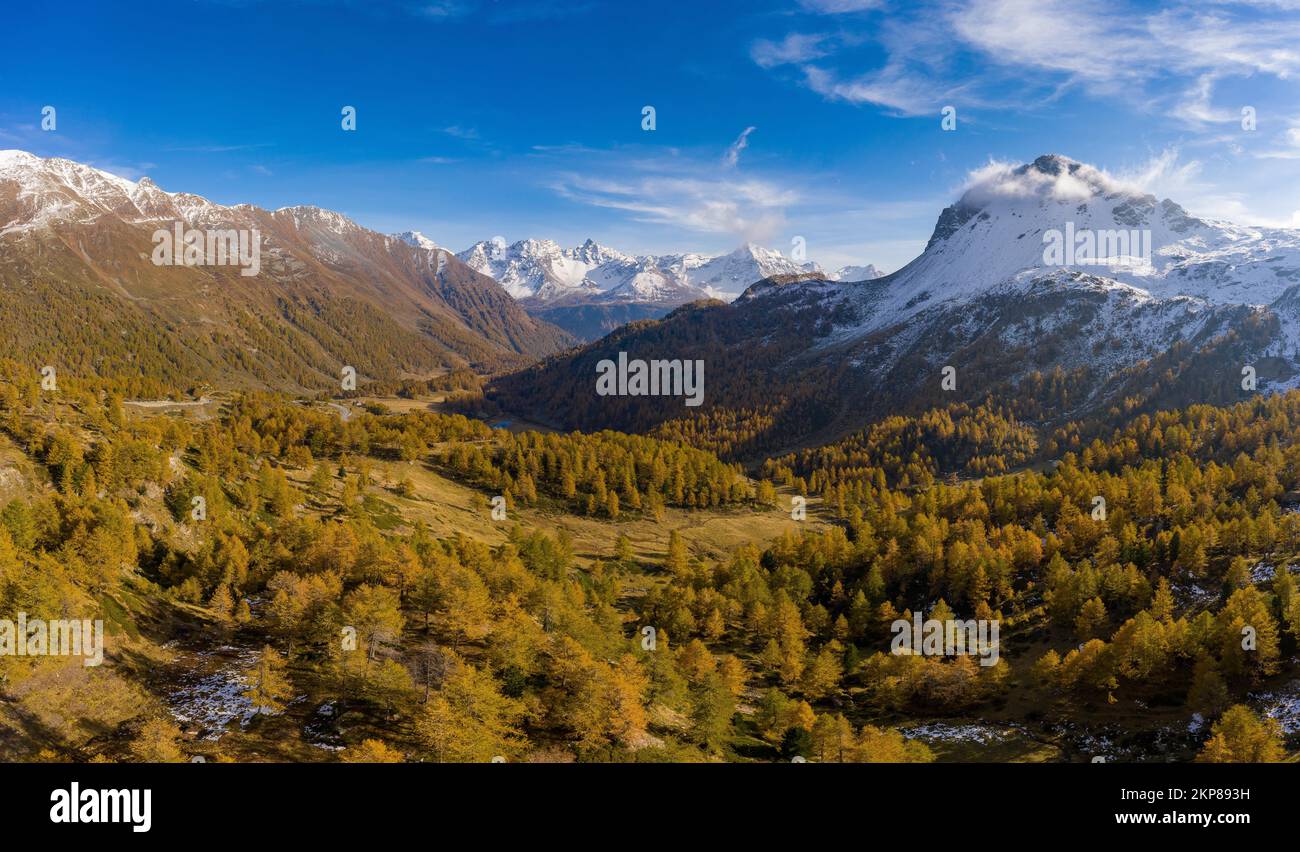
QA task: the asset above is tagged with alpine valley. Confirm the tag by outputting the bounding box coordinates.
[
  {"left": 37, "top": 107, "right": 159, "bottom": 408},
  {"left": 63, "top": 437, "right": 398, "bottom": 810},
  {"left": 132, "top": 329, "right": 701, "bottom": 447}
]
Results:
[{"left": 3, "top": 147, "right": 1299, "bottom": 770}]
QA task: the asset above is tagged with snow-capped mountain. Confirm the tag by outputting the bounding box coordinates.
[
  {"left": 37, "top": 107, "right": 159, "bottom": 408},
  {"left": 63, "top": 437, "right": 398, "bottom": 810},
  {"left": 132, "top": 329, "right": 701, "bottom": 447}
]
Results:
[
  {"left": 491, "top": 154, "right": 1300, "bottom": 453},
  {"left": 456, "top": 237, "right": 840, "bottom": 303},
  {"left": 0, "top": 149, "right": 234, "bottom": 234},
  {"left": 448, "top": 236, "right": 853, "bottom": 338},
  {"left": 854, "top": 154, "right": 1297, "bottom": 319},
  {"left": 457, "top": 237, "right": 605, "bottom": 301},
  {"left": 828, "top": 264, "right": 884, "bottom": 282},
  {"left": 746, "top": 154, "right": 1300, "bottom": 343},
  {"left": 660, "top": 243, "right": 812, "bottom": 298}
]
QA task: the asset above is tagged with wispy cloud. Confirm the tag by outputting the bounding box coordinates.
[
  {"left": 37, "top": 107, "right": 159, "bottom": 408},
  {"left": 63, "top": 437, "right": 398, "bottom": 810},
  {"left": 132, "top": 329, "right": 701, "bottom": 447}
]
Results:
[
  {"left": 759, "top": 0, "right": 1300, "bottom": 127},
  {"left": 416, "top": 1, "right": 474, "bottom": 18},
  {"left": 1254, "top": 124, "right": 1300, "bottom": 159},
  {"left": 440, "top": 125, "right": 480, "bottom": 140},
  {"left": 723, "top": 126, "right": 756, "bottom": 168},
  {"left": 529, "top": 143, "right": 601, "bottom": 155},
  {"left": 801, "top": 63, "right": 971, "bottom": 116},
  {"left": 552, "top": 171, "right": 796, "bottom": 242},
  {"left": 951, "top": 0, "right": 1151, "bottom": 88},
  {"left": 1114, "top": 148, "right": 1204, "bottom": 195},
  {"left": 543, "top": 138, "right": 798, "bottom": 243},
  {"left": 1147, "top": 6, "right": 1300, "bottom": 80},
  {"left": 751, "top": 33, "right": 831, "bottom": 68},
  {"left": 84, "top": 159, "right": 158, "bottom": 181},
  {"left": 1169, "top": 74, "right": 1239, "bottom": 126}
]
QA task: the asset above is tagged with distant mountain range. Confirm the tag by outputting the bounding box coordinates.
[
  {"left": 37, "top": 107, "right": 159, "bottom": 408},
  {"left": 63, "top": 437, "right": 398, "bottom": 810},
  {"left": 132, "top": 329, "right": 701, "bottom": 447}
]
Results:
[
  {"left": 0, "top": 150, "right": 573, "bottom": 392},
  {"left": 396, "top": 232, "right": 882, "bottom": 340},
  {"left": 488, "top": 154, "right": 1300, "bottom": 458}
]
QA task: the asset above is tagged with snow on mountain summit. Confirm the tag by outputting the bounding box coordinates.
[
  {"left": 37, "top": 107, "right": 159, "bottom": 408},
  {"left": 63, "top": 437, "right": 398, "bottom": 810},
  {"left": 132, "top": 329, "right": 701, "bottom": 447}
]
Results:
[
  {"left": 721, "top": 153, "right": 1300, "bottom": 394},
  {"left": 669, "top": 243, "right": 809, "bottom": 298},
  {"left": 0, "top": 149, "right": 241, "bottom": 235},
  {"left": 451, "top": 236, "right": 840, "bottom": 306},
  {"left": 857, "top": 152, "right": 1300, "bottom": 327},
  {"left": 456, "top": 237, "right": 605, "bottom": 300},
  {"left": 395, "top": 230, "right": 440, "bottom": 252},
  {"left": 829, "top": 264, "right": 884, "bottom": 282}
]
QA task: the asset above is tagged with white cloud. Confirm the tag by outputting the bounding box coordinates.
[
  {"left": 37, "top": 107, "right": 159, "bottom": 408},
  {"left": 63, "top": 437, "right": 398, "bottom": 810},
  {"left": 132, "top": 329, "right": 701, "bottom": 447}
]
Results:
[
  {"left": 956, "top": 148, "right": 1300, "bottom": 229},
  {"left": 441, "top": 125, "right": 480, "bottom": 140},
  {"left": 1169, "top": 74, "right": 1239, "bottom": 126},
  {"left": 1254, "top": 123, "right": 1300, "bottom": 159},
  {"left": 959, "top": 157, "right": 1118, "bottom": 205},
  {"left": 954, "top": 149, "right": 1207, "bottom": 208},
  {"left": 1130, "top": 154, "right": 1300, "bottom": 228},
  {"left": 546, "top": 142, "right": 798, "bottom": 243},
  {"left": 1114, "top": 148, "right": 1204, "bottom": 196},
  {"left": 723, "top": 126, "right": 757, "bottom": 168},
  {"left": 751, "top": 33, "right": 831, "bottom": 68},
  {"left": 952, "top": 0, "right": 1150, "bottom": 86},
  {"left": 1147, "top": 7, "right": 1300, "bottom": 79},
  {"left": 757, "top": 0, "right": 1300, "bottom": 131},
  {"left": 554, "top": 173, "right": 793, "bottom": 242},
  {"left": 84, "top": 159, "right": 158, "bottom": 181},
  {"left": 801, "top": 63, "right": 965, "bottom": 116}
]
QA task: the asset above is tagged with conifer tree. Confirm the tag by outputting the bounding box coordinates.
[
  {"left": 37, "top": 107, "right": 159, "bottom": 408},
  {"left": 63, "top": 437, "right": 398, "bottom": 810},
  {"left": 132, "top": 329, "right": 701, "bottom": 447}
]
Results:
[{"left": 243, "top": 644, "right": 294, "bottom": 716}]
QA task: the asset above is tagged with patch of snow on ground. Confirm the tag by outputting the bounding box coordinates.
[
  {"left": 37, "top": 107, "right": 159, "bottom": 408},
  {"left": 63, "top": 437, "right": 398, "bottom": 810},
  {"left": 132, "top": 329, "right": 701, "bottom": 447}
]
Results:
[
  {"left": 167, "top": 646, "right": 265, "bottom": 740},
  {"left": 1250, "top": 560, "right": 1300, "bottom": 584},
  {"left": 901, "top": 722, "right": 1014, "bottom": 744},
  {"left": 1251, "top": 681, "right": 1300, "bottom": 734}
]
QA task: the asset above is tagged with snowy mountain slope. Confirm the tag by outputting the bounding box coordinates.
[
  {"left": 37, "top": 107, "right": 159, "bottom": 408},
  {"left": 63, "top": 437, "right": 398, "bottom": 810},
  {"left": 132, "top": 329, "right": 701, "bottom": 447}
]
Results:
[
  {"left": 729, "top": 154, "right": 1300, "bottom": 366},
  {"left": 0, "top": 149, "right": 233, "bottom": 234},
  {"left": 761, "top": 155, "right": 1300, "bottom": 335}
]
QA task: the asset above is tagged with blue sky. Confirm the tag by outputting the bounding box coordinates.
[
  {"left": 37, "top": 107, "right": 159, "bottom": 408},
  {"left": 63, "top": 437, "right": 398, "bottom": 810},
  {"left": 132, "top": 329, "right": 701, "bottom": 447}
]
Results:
[{"left": 3, "top": 0, "right": 1300, "bottom": 270}]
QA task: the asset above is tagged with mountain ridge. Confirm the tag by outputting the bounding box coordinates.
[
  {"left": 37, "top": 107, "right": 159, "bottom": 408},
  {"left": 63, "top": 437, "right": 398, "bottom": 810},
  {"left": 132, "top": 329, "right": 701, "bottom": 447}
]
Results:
[{"left": 0, "top": 150, "right": 574, "bottom": 392}]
